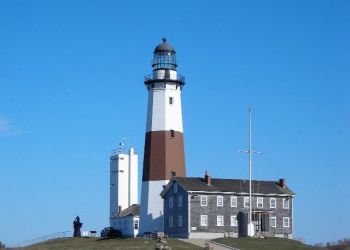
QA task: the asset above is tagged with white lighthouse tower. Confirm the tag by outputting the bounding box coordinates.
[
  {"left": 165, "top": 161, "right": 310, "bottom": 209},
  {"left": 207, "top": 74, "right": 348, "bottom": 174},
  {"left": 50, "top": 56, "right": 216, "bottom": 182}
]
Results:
[
  {"left": 140, "top": 38, "right": 186, "bottom": 234},
  {"left": 110, "top": 144, "right": 138, "bottom": 221}
]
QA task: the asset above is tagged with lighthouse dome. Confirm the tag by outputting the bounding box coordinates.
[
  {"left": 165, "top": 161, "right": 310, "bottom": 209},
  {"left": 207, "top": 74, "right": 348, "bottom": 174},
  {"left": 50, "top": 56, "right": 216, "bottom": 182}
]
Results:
[
  {"left": 152, "top": 37, "right": 177, "bottom": 70},
  {"left": 154, "top": 37, "right": 175, "bottom": 53}
]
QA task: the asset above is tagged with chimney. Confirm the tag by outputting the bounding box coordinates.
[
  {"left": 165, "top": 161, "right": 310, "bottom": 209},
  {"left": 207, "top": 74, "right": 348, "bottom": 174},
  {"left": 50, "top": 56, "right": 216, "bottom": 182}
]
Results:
[
  {"left": 171, "top": 171, "right": 176, "bottom": 177},
  {"left": 204, "top": 170, "right": 211, "bottom": 185},
  {"left": 118, "top": 205, "right": 122, "bottom": 215},
  {"left": 279, "top": 178, "right": 286, "bottom": 189}
]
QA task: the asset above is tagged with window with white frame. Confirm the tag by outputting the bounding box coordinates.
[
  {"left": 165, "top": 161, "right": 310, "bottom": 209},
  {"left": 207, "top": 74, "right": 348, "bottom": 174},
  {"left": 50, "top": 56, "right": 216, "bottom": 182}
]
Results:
[
  {"left": 200, "top": 195, "right": 208, "bottom": 206},
  {"left": 244, "top": 197, "right": 250, "bottom": 208},
  {"left": 283, "top": 198, "right": 289, "bottom": 209},
  {"left": 270, "top": 198, "right": 276, "bottom": 208},
  {"left": 169, "top": 197, "right": 173, "bottom": 208},
  {"left": 230, "top": 196, "right": 237, "bottom": 207},
  {"left": 169, "top": 216, "right": 173, "bottom": 228},
  {"left": 283, "top": 217, "right": 290, "bottom": 227},
  {"left": 178, "top": 215, "right": 183, "bottom": 227},
  {"left": 230, "top": 215, "right": 237, "bottom": 226},
  {"left": 270, "top": 217, "right": 276, "bottom": 227},
  {"left": 217, "top": 215, "right": 224, "bottom": 226},
  {"left": 178, "top": 195, "right": 183, "bottom": 207},
  {"left": 257, "top": 197, "right": 264, "bottom": 208},
  {"left": 200, "top": 215, "right": 208, "bottom": 226},
  {"left": 217, "top": 196, "right": 223, "bottom": 207},
  {"left": 174, "top": 183, "right": 178, "bottom": 193},
  {"left": 134, "top": 219, "right": 139, "bottom": 229}
]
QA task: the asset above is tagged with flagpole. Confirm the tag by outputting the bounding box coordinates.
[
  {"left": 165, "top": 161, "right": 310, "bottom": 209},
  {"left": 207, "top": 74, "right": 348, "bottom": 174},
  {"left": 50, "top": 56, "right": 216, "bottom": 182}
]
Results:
[
  {"left": 238, "top": 107, "right": 262, "bottom": 237},
  {"left": 249, "top": 107, "right": 253, "bottom": 235}
]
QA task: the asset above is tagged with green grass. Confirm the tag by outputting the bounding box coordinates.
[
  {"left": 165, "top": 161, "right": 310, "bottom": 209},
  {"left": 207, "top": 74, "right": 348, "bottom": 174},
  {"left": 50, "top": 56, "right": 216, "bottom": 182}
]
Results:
[
  {"left": 12, "top": 237, "right": 202, "bottom": 250},
  {"left": 214, "top": 237, "right": 326, "bottom": 250}
]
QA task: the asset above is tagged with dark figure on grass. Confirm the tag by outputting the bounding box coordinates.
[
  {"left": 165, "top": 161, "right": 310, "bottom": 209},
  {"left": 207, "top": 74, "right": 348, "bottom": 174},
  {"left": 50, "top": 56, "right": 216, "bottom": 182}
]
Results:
[{"left": 73, "top": 216, "right": 83, "bottom": 237}]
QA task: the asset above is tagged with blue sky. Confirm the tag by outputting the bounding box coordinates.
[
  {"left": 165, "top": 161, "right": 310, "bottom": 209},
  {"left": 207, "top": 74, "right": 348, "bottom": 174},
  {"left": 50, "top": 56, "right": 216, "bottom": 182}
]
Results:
[{"left": 0, "top": 0, "right": 349, "bottom": 246}]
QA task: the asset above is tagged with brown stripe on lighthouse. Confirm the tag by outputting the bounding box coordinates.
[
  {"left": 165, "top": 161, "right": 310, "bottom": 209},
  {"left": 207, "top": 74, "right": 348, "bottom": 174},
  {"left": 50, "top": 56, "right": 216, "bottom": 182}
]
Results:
[{"left": 142, "top": 130, "right": 186, "bottom": 181}]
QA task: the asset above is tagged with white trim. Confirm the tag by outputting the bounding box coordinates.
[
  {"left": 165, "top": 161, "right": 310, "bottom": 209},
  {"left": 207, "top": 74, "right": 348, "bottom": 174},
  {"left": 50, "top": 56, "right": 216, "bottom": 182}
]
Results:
[
  {"left": 187, "top": 190, "right": 295, "bottom": 197},
  {"left": 270, "top": 217, "right": 276, "bottom": 227},
  {"left": 217, "top": 215, "right": 224, "bottom": 226},
  {"left": 283, "top": 198, "right": 289, "bottom": 209},
  {"left": 230, "top": 196, "right": 237, "bottom": 207},
  {"left": 200, "top": 195, "right": 208, "bottom": 206},
  {"left": 244, "top": 196, "right": 249, "bottom": 208},
  {"left": 217, "top": 196, "right": 223, "bottom": 207},
  {"left": 270, "top": 198, "right": 276, "bottom": 208},
  {"left": 292, "top": 198, "right": 294, "bottom": 231},
  {"left": 200, "top": 215, "right": 208, "bottom": 226},
  {"left": 283, "top": 217, "right": 290, "bottom": 228},
  {"left": 230, "top": 215, "right": 237, "bottom": 226},
  {"left": 188, "top": 194, "right": 191, "bottom": 233}
]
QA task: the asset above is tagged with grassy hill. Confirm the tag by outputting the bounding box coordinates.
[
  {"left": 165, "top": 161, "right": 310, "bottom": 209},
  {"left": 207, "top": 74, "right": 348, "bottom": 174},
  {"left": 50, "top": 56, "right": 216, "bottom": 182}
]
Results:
[
  {"left": 214, "top": 237, "right": 326, "bottom": 250},
  {"left": 10, "top": 237, "right": 202, "bottom": 250},
  {"left": 8, "top": 237, "right": 330, "bottom": 250}
]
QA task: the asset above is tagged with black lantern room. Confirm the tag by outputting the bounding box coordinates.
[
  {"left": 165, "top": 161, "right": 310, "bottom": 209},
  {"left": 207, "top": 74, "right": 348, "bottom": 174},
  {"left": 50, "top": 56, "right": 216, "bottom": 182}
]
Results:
[
  {"left": 144, "top": 37, "right": 185, "bottom": 88},
  {"left": 152, "top": 37, "right": 177, "bottom": 70}
]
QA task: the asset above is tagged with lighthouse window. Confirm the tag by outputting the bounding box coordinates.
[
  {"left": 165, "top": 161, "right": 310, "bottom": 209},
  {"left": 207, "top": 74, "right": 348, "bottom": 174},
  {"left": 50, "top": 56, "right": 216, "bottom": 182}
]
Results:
[
  {"left": 169, "top": 97, "right": 174, "bottom": 104},
  {"left": 170, "top": 130, "right": 175, "bottom": 138}
]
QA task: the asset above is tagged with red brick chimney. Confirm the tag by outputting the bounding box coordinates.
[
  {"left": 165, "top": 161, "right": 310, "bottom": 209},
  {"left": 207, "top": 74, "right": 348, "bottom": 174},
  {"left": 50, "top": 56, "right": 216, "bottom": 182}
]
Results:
[
  {"left": 279, "top": 178, "right": 286, "bottom": 189},
  {"left": 204, "top": 170, "right": 211, "bottom": 185}
]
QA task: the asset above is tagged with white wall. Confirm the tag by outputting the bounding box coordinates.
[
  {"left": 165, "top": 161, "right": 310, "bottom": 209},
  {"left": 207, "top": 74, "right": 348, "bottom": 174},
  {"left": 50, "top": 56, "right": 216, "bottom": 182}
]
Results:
[
  {"left": 129, "top": 147, "right": 138, "bottom": 206},
  {"left": 139, "top": 180, "right": 169, "bottom": 234},
  {"left": 111, "top": 216, "right": 139, "bottom": 237},
  {"left": 152, "top": 69, "right": 177, "bottom": 80},
  {"left": 110, "top": 153, "right": 129, "bottom": 218},
  {"left": 146, "top": 82, "right": 183, "bottom": 133},
  {"left": 110, "top": 147, "right": 139, "bottom": 221}
]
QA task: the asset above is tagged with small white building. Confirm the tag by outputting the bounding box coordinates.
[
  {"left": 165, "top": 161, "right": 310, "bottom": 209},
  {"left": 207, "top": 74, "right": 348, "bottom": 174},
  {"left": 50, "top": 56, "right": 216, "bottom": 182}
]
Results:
[
  {"left": 110, "top": 145, "right": 138, "bottom": 222},
  {"left": 110, "top": 204, "right": 140, "bottom": 237}
]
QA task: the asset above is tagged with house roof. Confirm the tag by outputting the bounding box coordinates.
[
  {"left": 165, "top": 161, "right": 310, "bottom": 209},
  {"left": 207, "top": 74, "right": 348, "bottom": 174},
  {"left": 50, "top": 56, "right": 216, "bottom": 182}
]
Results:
[
  {"left": 116, "top": 204, "right": 140, "bottom": 218},
  {"left": 161, "top": 177, "right": 295, "bottom": 197}
]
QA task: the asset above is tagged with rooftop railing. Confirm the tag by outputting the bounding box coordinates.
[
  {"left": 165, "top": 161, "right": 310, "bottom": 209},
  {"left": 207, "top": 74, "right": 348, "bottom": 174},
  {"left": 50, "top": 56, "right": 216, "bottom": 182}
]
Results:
[{"left": 144, "top": 73, "right": 185, "bottom": 83}]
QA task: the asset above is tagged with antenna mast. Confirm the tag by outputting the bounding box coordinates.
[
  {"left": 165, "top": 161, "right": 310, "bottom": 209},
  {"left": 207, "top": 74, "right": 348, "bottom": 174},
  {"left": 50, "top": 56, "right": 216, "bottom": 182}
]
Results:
[{"left": 238, "top": 107, "right": 262, "bottom": 237}]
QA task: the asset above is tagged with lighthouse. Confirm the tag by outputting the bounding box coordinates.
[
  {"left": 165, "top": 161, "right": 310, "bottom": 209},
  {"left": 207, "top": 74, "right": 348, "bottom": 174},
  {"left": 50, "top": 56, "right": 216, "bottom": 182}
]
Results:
[{"left": 140, "top": 38, "right": 186, "bottom": 234}]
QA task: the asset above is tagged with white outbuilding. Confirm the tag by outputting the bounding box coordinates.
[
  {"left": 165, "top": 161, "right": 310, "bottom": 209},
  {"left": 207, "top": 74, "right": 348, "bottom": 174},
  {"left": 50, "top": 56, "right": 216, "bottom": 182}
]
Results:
[
  {"left": 110, "top": 204, "right": 140, "bottom": 237},
  {"left": 110, "top": 145, "right": 138, "bottom": 225}
]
